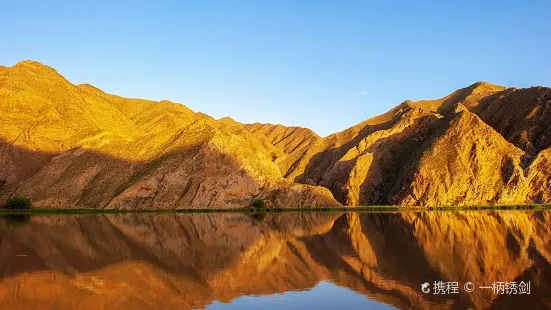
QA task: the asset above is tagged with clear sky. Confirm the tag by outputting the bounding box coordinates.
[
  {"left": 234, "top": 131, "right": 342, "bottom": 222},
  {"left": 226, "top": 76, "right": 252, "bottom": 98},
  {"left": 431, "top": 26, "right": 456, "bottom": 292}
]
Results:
[{"left": 1, "top": 1, "right": 550, "bottom": 136}]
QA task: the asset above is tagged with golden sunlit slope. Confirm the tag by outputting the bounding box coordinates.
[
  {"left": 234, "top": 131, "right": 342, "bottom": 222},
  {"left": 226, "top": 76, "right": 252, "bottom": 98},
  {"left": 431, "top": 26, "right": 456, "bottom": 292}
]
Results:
[
  {"left": 247, "top": 82, "right": 551, "bottom": 206},
  {"left": 245, "top": 123, "right": 325, "bottom": 179},
  {"left": 1, "top": 60, "right": 550, "bottom": 207},
  {"left": 0, "top": 61, "right": 338, "bottom": 209}
]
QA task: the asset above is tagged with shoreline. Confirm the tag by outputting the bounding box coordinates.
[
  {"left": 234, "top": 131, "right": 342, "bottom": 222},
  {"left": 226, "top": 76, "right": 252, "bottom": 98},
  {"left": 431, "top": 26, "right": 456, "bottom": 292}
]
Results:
[{"left": 0, "top": 204, "right": 549, "bottom": 215}]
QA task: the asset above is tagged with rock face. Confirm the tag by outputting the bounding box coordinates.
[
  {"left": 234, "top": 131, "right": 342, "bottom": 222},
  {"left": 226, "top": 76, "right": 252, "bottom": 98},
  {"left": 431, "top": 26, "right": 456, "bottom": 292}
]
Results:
[
  {"left": 1, "top": 60, "right": 550, "bottom": 207},
  {"left": 247, "top": 82, "right": 551, "bottom": 206},
  {"left": 0, "top": 61, "right": 338, "bottom": 209}
]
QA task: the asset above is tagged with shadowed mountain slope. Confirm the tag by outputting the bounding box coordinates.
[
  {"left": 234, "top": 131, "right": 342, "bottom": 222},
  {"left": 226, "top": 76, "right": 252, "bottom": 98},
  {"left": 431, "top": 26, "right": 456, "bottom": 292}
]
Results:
[
  {"left": 0, "top": 61, "right": 338, "bottom": 209},
  {"left": 247, "top": 82, "right": 551, "bottom": 206},
  {"left": 1, "top": 60, "right": 550, "bottom": 207}
]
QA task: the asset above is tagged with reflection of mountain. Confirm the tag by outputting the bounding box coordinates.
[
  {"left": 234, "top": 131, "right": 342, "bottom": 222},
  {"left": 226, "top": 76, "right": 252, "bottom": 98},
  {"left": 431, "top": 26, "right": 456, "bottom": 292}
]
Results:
[{"left": 1, "top": 211, "right": 550, "bottom": 309}]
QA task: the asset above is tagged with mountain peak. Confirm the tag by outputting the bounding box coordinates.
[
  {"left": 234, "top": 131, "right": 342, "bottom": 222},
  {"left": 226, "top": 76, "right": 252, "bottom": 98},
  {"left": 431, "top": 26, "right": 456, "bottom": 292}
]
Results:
[
  {"left": 12, "top": 60, "right": 66, "bottom": 80},
  {"left": 467, "top": 81, "right": 506, "bottom": 93},
  {"left": 13, "top": 60, "right": 52, "bottom": 70},
  {"left": 2, "top": 61, "right": 550, "bottom": 208}
]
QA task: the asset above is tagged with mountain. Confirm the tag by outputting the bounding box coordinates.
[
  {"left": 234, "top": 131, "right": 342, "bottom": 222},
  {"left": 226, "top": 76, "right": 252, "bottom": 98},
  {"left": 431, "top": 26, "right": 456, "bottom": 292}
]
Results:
[
  {"left": 0, "top": 61, "right": 337, "bottom": 209},
  {"left": 246, "top": 82, "right": 551, "bottom": 206},
  {"left": 1, "top": 60, "right": 550, "bottom": 208}
]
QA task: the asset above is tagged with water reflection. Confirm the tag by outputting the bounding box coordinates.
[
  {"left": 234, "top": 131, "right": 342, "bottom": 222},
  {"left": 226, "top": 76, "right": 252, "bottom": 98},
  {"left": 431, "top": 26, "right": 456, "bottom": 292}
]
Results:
[
  {"left": 0, "top": 211, "right": 550, "bottom": 309},
  {"left": 205, "top": 281, "right": 394, "bottom": 310}
]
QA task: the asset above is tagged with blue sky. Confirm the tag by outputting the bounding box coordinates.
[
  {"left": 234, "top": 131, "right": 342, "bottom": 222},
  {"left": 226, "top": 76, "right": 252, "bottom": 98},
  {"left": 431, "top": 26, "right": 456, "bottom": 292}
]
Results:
[{"left": 1, "top": 1, "right": 550, "bottom": 136}]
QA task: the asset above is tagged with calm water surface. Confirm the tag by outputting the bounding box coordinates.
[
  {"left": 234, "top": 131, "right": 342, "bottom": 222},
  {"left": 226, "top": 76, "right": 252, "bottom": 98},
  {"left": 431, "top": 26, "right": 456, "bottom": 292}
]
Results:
[{"left": 0, "top": 211, "right": 550, "bottom": 309}]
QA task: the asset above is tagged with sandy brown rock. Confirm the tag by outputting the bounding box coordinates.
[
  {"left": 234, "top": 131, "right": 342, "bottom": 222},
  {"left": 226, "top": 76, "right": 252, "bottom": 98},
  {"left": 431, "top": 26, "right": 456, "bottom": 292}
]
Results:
[
  {"left": 250, "top": 82, "right": 551, "bottom": 206},
  {"left": 0, "top": 61, "right": 339, "bottom": 209},
  {"left": 245, "top": 123, "right": 325, "bottom": 179},
  {"left": 2, "top": 60, "right": 550, "bottom": 207}
]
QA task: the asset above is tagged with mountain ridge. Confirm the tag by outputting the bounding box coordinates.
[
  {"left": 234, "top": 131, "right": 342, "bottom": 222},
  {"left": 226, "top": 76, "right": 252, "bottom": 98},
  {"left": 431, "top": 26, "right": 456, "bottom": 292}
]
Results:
[
  {"left": 248, "top": 80, "right": 551, "bottom": 206},
  {"left": 1, "top": 60, "right": 550, "bottom": 208}
]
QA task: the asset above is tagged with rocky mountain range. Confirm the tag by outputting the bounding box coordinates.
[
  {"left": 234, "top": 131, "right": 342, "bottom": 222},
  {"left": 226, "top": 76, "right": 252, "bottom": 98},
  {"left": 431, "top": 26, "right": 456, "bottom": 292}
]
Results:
[{"left": 1, "top": 60, "right": 550, "bottom": 208}]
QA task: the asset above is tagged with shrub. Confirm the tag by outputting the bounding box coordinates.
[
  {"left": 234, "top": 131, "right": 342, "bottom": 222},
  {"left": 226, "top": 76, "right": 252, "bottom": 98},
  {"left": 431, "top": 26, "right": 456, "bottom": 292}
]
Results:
[
  {"left": 4, "top": 196, "right": 32, "bottom": 210},
  {"left": 0, "top": 179, "right": 5, "bottom": 189},
  {"left": 251, "top": 199, "right": 265, "bottom": 209}
]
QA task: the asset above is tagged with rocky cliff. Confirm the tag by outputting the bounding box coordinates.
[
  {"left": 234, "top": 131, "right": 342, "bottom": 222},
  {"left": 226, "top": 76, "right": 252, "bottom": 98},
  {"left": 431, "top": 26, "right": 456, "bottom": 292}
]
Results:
[
  {"left": 0, "top": 61, "right": 338, "bottom": 209},
  {"left": 248, "top": 82, "right": 551, "bottom": 206},
  {"left": 1, "top": 60, "right": 550, "bottom": 208}
]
